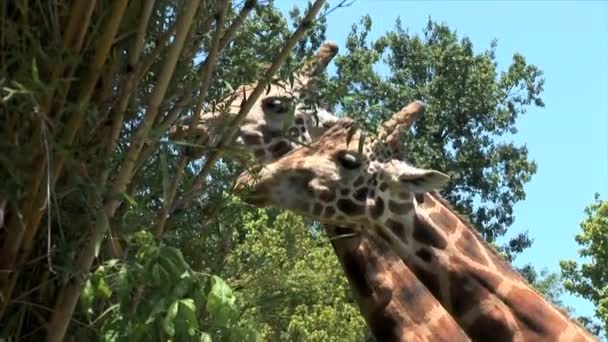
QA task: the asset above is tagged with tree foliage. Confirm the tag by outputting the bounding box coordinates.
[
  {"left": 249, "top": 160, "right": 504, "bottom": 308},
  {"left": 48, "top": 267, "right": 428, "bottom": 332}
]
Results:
[
  {"left": 223, "top": 208, "right": 367, "bottom": 341},
  {"left": 0, "top": 1, "right": 343, "bottom": 340},
  {"left": 0, "top": 0, "right": 556, "bottom": 340},
  {"left": 561, "top": 194, "right": 608, "bottom": 339}
]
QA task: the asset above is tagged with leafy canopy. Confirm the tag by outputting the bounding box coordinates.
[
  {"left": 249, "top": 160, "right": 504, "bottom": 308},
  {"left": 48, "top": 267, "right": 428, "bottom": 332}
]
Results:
[{"left": 561, "top": 194, "right": 608, "bottom": 339}]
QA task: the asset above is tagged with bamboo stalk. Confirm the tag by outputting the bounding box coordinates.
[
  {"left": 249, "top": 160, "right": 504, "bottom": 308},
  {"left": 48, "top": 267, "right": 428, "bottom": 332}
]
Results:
[
  {"left": 100, "top": 2, "right": 161, "bottom": 254},
  {"left": 0, "top": 0, "right": 99, "bottom": 314},
  {"left": 218, "top": 0, "right": 256, "bottom": 51},
  {"left": 99, "top": 0, "right": 157, "bottom": 187},
  {"left": 18, "top": 0, "right": 130, "bottom": 275},
  {"left": 145, "top": 0, "right": 255, "bottom": 150},
  {"left": 132, "top": 0, "right": 257, "bottom": 236},
  {"left": 46, "top": 2, "right": 202, "bottom": 340},
  {"left": 52, "top": 0, "right": 130, "bottom": 181},
  {"left": 154, "top": 0, "right": 231, "bottom": 236},
  {"left": 103, "top": 0, "right": 202, "bottom": 220}
]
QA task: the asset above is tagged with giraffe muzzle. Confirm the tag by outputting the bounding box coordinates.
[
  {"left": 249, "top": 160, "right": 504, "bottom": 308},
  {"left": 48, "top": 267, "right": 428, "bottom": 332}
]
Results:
[{"left": 234, "top": 171, "right": 272, "bottom": 206}]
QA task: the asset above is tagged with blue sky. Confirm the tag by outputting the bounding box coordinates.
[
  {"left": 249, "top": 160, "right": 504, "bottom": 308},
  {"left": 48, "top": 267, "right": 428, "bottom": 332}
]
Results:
[{"left": 275, "top": 0, "right": 608, "bottom": 322}]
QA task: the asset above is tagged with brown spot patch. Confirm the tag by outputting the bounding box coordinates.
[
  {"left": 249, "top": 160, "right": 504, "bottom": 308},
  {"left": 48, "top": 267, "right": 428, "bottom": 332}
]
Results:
[
  {"left": 388, "top": 200, "right": 413, "bottom": 215},
  {"left": 385, "top": 219, "right": 406, "bottom": 238},
  {"left": 413, "top": 214, "right": 448, "bottom": 249},
  {"left": 396, "top": 190, "right": 410, "bottom": 200},
  {"left": 269, "top": 141, "right": 292, "bottom": 158},
  {"left": 410, "top": 264, "right": 442, "bottom": 301},
  {"left": 323, "top": 206, "right": 335, "bottom": 218},
  {"left": 340, "top": 188, "right": 350, "bottom": 196},
  {"left": 379, "top": 182, "right": 389, "bottom": 192},
  {"left": 318, "top": 189, "right": 336, "bottom": 202},
  {"left": 369, "top": 307, "right": 400, "bottom": 342},
  {"left": 370, "top": 197, "right": 384, "bottom": 219},
  {"left": 429, "top": 208, "right": 457, "bottom": 233},
  {"left": 294, "top": 201, "right": 310, "bottom": 213},
  {"left": 415, "top": 193, "right": 425, "bottom": 203},
  {"left": 337, "top": 199, "right": 365, "bottom": 216},
  {"left": 449, "top": 266, "right": 491, "bottom": 317},
  {"left": 340, "top": 249, "right": 372, "bottom": 297},
  {"left": 312, "top": 203, "right": 323, "bottom": 216},
  {"left": 398, "top": 279, "right": 429, "bottom": 317},
  {"left": 353, "top": 187, "right": 368, "bottom": 202},
  {"left": 415, "top": 249, "right": 433, "bottom": 263},
  {"left": 467, "top": 308, "right": 514, "bottom": 342},
  {"left": 242, "top": 132, "right": 263, "bottom": 145},
  {"left": 456, "top": 230, "right": 488, "bottom": 265}
]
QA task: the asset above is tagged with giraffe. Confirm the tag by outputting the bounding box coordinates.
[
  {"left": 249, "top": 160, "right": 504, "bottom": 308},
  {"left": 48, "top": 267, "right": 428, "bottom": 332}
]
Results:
[
  {"left": 171, "top": 43, "right": 469, "bottom": 341},
  {"left": 235, "top": 116, "right": 597, "bottom": 341},
  {"left": 168, "top": 44, "right": 340, "bottom": 163}
]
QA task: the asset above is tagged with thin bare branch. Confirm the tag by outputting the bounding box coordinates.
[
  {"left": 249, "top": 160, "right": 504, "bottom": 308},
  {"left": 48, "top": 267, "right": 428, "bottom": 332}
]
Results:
[{"left": 154, "top": 0, "right": 230, "bottom": 236}]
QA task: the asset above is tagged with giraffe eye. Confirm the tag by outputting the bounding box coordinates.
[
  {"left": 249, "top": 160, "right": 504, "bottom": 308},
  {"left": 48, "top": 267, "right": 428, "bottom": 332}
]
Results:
[
  {"left": 337, "top": 152, "right": 361, "bottom": 170},
  {"left": 262, "top": 96, "right": 291, "bottom": 115}
]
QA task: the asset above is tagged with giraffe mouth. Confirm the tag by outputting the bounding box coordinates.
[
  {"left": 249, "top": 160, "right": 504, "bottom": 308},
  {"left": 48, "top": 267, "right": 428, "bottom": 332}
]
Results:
[
  {"left": 240, "top": 193, "right": 270, "bottom": 206},
  {"left": 234, "top": 171, "right": 272, "bottom": 206}
]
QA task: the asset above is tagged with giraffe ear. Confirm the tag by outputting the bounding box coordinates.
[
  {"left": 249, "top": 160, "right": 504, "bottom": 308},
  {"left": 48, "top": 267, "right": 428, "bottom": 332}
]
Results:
[{"left": 397, "top": 165, "right": 450, "bottom": 193}]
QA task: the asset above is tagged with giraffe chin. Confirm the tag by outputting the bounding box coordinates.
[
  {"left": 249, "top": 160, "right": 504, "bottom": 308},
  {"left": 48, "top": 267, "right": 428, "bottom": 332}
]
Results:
[
  {"left": 234, "top": 172, "right": 272, "bottom": 207},
  {"left": 239, "top": 194, "right": 271, "bottom": 207}
]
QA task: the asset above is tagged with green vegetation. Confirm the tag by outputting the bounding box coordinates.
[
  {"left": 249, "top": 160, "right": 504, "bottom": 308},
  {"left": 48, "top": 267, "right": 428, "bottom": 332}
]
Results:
[
  {"left": 1, "top": 0, "right": 603, "bottom": 340},
  {"left": 561, "top": 194, "right": 608, "bottom": 339}
]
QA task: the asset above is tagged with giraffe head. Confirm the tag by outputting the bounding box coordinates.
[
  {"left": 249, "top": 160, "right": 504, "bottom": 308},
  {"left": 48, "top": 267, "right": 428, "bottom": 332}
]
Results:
[
  {"left": 236, "top": 116, "right": 450, "bottom": 226},
  {"left": 169, "top": 41, "right": 340, "bottom": 162}
]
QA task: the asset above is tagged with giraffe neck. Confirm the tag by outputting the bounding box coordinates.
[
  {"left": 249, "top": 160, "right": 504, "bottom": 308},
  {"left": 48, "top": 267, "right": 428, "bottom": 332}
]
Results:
[
  {"left": 374, "top": 191, "right": 595, "bottom": 341},
  {"left": 328, "top": 225, "right": 470, "bottom": 341}
]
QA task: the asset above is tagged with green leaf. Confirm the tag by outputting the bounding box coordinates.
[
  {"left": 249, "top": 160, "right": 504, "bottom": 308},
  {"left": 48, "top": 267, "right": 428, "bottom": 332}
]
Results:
[
  {"left": 96, "top": 277, "right": 112, "bottom": 299},
  {"left": 163, "top": 301, "right": 180, "bottom": 337},
  {"left": 205, "top": 275, "right": 236, "bottom": 325},
  {"left": 342, "top": 95, "right": 355, "bottom": 106},
  {"left": 177, "top": 299, "right": 199, "bottom": 336},
  {"left": 116, "top": 264, "right": 131, "bottom": 301},
  {"left": 145, "top": 298, "right": 168, "bottom": 325},
  {"left": 151, "top": 263, "right": 163, "bottom": 286},
  {"left": 80, "top": 279, "right": 94, "bottom": 314},
  {"left": 198, "top": 332, "right": 212, "bottom": 342},
  {"left": 121, "top": 192, "right": 138, "bottom": 207},
  {"left": 171, "top": 276, "right": 193, "bottom": 299}
]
